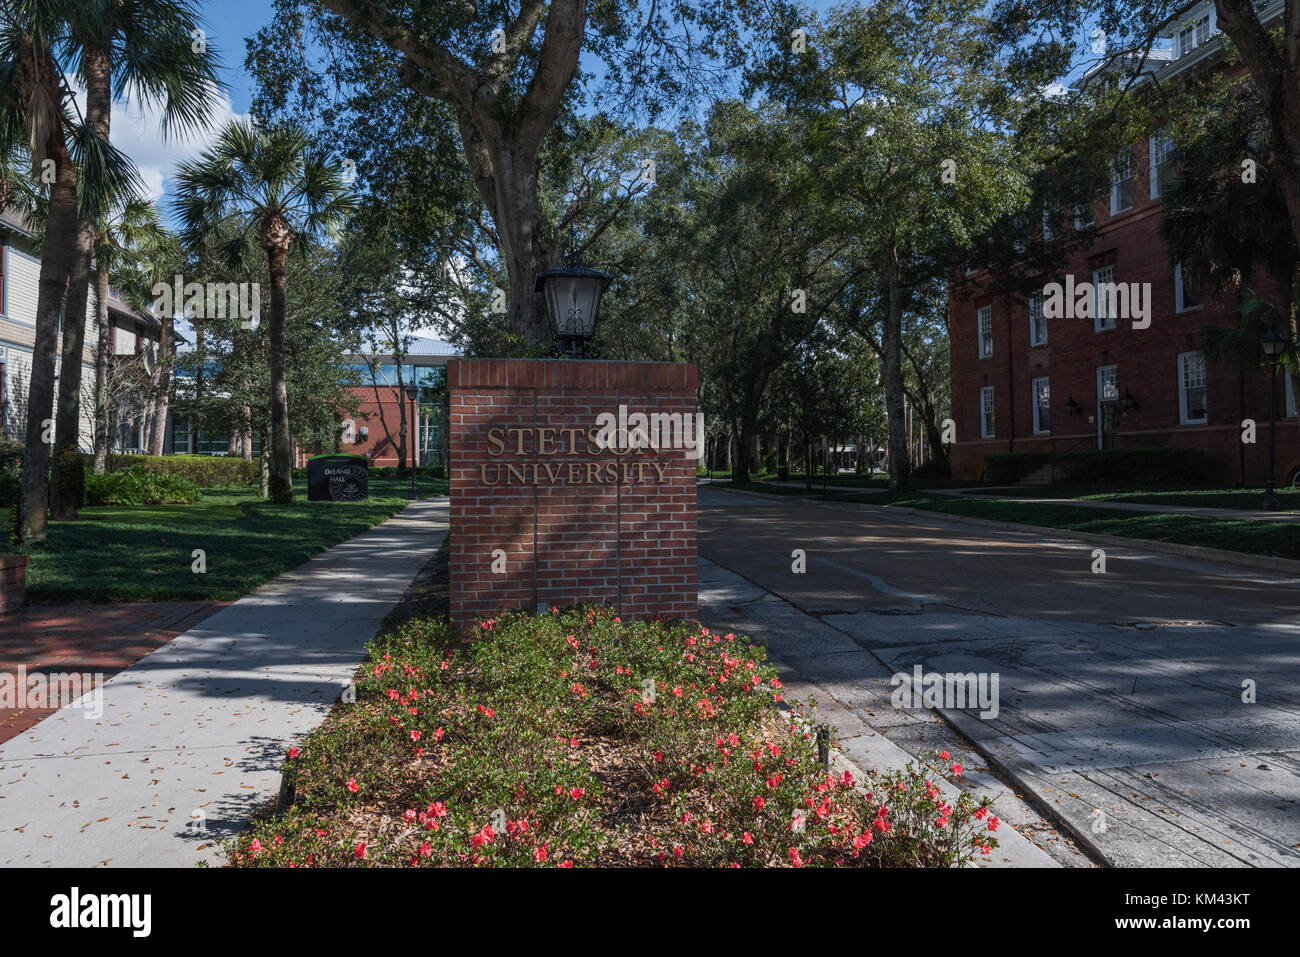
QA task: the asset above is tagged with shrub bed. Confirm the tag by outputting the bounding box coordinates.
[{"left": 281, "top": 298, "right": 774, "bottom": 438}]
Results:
[
  {"left": 984, "top": 447, "right": 1210, "bottom": 487},
  {"left": 228, "top": 607, "right": 1000, "bottom": 868},
  {"left": 85, "top": 466, "right": 203, "bottom": 506},
  {"left": 105, "top": 453, "right": 260, "bottom": 488}
]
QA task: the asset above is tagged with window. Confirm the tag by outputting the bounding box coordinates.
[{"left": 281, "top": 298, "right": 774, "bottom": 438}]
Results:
[
  {"left": 1012, "top": 213, "right": 1029, "bottom": 255},
  {"left": 980, "top": 386, "right": 995, "bottom": 438},
  {"left": 977, "top": 305, "right": 993, "bottom": 358},
  {"left": 1074, "top": 202, "right": 1095, "bottom": 229},
  {"left": 1174, "top": 262, "right": 1203, "bottom": 312},
  {"left": 1092, "top": 265, "right": 1117, "bottom": 331},
  {"left": 1042, "top": 204, "right": 1055, "bottom": 242},
  {"left": 1029, "top": 291, "right": 1048, "bottom": 346},
  {"left": 1178, "top": 352, "right": 1208, "bottom": 424},
  {"left": 171, "top": 417, "right": 191, "bottom": 454},
  {"left": 1111, "top": 149, "right": 1134, "bottom": 214},
  {"left": 1031, "top": 377, "right": 1051, "bottom": 434},
  {"left": 1286, "top": 372, "right": 1296, "bottom": 418},
  {"left": 1176, "top": 17, "right": 1210, "bottom": 58},
  {"left": 1149, "top": 131, "right": 1176, "bottom": 198},
  {"left": 1098, "top": 364, "right": 1119, "bottom": 402}
]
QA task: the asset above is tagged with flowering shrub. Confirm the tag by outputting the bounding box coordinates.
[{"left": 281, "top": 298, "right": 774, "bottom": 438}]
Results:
[{"left": 227, "top": 607, "right": 1000, "bottom": 867}]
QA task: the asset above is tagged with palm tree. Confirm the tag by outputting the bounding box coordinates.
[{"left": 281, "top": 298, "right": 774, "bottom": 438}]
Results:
[
  {"left": 174, "top": 119, "right": 356, "bottom": 503},
  {"left": 0, "top": 0, "right": 216, "bottom": 536},
  {"left": 90, "top": 198, "right": 171, "bottom": 472},
  {"left": 0, "top": 4, "right": 99, "bottom": 541},
  {"left": 47, "top": 0, "right": 218, "bottom": 518}
]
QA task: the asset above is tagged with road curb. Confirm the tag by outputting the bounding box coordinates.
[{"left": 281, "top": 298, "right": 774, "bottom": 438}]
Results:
[
  {"left": 932, "top": 702, "right": 1118, "bottom": 868},
  {"left": 703, "top": 483, "right": 1300, "bottom": 577}
]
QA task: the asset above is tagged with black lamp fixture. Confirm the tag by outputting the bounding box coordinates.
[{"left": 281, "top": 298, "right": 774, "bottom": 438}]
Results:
[
  {"left": 1259, "top": 329, "right": 1287, "bottom": 510},
  {"left": 1120, "top": 389, "right": 1139, "bottom": 413},
  {"left": 404, "top": 384, "right": 419, "bottom": 500},
  {"left": 1066, "top": 395, "right": 1083, "bottom": 416},
  {"left": 535, "top": 262, "right": 614, "bottom": 358}
]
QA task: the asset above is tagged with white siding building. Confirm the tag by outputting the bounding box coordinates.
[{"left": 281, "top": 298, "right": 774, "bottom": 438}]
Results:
[{"left": 0, "top": 207, "right": 171, "bottom": 451}]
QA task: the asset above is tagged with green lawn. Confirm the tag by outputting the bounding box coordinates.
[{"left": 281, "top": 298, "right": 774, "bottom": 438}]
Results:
[
  {"left": 3, "top": 476, "right": 448, "bottom": 604},
  {"left": 713, "top": 482, "right": 1300, "bottom": 561},
  {"left": 963, "top": 485, "right": 1300, "bottom": 510}
]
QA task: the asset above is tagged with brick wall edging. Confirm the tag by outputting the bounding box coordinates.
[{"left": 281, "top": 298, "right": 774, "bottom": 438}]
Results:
[{"left": 0, "top": 553, "right": 30, "bottom": 616}]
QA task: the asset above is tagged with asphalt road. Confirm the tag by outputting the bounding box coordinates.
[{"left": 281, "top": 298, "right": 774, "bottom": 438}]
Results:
[{"left": 697, "top": 485, "right": 1300, "bottom": 867}]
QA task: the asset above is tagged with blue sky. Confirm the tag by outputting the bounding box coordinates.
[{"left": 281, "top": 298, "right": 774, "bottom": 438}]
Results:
[
  {"left": 202, "top": 0, "right": 274, "bottom": 111},
  {"left": 102, "top": 0, "right": 269, "bottom": 217}
]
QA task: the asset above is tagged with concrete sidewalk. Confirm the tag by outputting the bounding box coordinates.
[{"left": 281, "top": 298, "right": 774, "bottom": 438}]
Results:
[{"left": 0, "top": 498, "right": 449, "bottom": 868}]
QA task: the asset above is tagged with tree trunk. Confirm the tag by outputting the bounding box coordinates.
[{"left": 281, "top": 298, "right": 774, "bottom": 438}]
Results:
[
  {"left": 259, "top": 431, "right": 271, "bottom": 498},
  {"left": 1216, "top": 2, "right": 1300, "bottom": 260},
  {"left": 51, "top": 42, "right": 111, "bottom": 520},
  {"left": 265, "top": 239, "right": 294, "bottom": 503},
  {"left": 457, "top": 116, "right": 557, "bottom": 345},
  {"left": 92, "top": 264, "right": 112, "bottom": 474},
  {"left": 18, "top": 45, "right": 79, "bottom": 542},
  {"left": 395, "top": 356, "right": 408, "bottom": 470},
  {"left": 148, "top": 315, "right": 174, "bottom": 456},
  {"left": 883, "top": 246, "right": 910, "bottom": 490},
  {"left": 241, "top": 403, "right": 253, "bottom": 460}
]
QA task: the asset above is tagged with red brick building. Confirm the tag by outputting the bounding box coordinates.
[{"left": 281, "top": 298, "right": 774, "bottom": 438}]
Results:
[
  {"left": 949, "top": 1, "right": 1298, "bottom": 485},
  {"left": 336, "top": 337, "right": 457, "bottom": 468}
]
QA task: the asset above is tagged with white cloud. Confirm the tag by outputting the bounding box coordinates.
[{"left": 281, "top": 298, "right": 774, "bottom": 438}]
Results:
[{"left": 69, "top": 75, "right": 245, "bottom": 208}]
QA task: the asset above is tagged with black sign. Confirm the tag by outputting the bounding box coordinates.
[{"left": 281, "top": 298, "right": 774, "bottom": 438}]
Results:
[{"left": 307, "top": 454, "right": 369, "bottom": 501}]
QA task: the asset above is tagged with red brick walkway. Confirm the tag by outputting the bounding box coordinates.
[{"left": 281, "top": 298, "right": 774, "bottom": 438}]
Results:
[{"left": 0, "top": 601, "right": 225, "bottom": 745}]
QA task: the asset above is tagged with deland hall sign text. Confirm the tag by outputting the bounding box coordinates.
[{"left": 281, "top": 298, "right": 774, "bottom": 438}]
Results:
[{"left": 479, "top": 405, "right": 704, "bottom": 487}]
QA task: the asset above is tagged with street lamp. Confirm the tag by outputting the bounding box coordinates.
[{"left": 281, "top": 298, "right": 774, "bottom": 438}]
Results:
[
  {"left": 405, "top": 384, "right": 419, "bottom": 500},
  {"left": 1259, "top": 329, "right": 1287, "bottom": 510},
  {"left": 535, "top": 264, "right": 613, "bottom": 357}
]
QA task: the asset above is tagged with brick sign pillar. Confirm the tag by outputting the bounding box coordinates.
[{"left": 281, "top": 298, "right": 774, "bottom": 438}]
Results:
[{"left": 448, "top": 359, "right": 698, "bottom": 629}]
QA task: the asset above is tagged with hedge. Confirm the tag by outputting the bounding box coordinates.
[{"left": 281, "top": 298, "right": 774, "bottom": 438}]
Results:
[
  {"left": 982, "top": 452, "right": 1052, "bottom": 485},
  {"left": 85, "top": 467, "right": 203, "bottom": 506},
  {"left": 104, "top": 453, "right": 260, "bottom": 487},
  {"left": 0, "top": 438, "right": 20, "bottom": 508},
  {"left": 983, "top": 447, "right": 1211, "bottom": 487}
]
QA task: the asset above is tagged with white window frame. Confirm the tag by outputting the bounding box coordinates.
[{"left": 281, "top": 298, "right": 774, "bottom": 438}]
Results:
[
  {"left": 980, "top": 385, "right": 995, "bottom": 438},
  {"left": 1029, "top": 291, "right": 1047, "bottom": 346},
  {"left": 1092, "top": 265, "right": 1117, "bottom": 331},
  {"left": 1110, "top": 149, "right": 1134, "bottom": 214},
  {"left": 977, "top": 305, "right": 993, "bottom": 359},
  {"left": 1031, "top": 376, "right": 1051, "bottom": 435},
  {"left": 1177, "top": 351, "right": 1208, "bottom": 425},
  {"left": 1012, "top": 213, "right": 1029, "bottom": 256},
  {"left": 1149, "top": 131, "right": 1175, "bottom": 198},
  {"left": 1174, "top": 262, "right": 1203, "bottom": 313},
  {"left": 1097, "top": 364, "right": 1119, "bottom": 403},
  {"left": 1176, "top": 16, "right": 1211, "bottom": 58}
]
